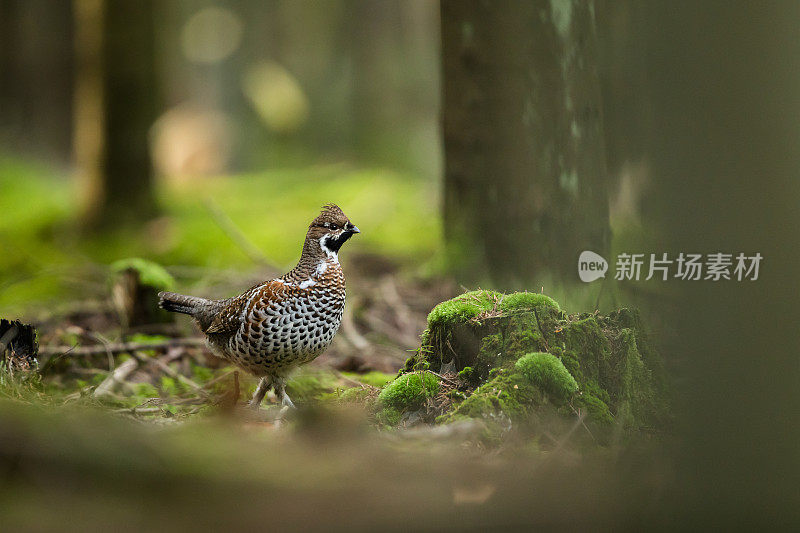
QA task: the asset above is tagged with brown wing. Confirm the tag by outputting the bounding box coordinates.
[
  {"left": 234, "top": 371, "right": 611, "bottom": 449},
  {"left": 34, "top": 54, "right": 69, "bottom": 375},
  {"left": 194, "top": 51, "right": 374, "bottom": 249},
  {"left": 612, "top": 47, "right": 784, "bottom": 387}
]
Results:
[
  {"left": 204, "top": 280, "right": 301, "bottom": 335},
  {"left": 204, "top": 295, "right": 245, "bottom": 335}
]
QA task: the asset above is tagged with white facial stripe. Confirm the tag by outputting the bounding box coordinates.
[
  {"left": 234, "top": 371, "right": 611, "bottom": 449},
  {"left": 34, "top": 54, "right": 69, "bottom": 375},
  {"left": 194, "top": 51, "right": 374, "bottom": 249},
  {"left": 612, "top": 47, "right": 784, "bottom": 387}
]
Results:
[{"left": 319, "top": 235, "right": 339, "bottom": 263}]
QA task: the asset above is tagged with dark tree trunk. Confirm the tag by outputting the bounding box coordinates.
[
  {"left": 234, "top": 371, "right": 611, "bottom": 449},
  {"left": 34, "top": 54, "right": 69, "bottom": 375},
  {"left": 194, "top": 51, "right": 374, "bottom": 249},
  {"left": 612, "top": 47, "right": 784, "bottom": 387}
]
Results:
[
  {"left": 634, "top": 2, "right": 800, "bottom": 526},
  {"left": 75, "top": 0, "right": 159, "bottom": 229},
  {"left": 0, "top": 0, "right": 73, "bottom": 164},
  {"left": 441, "top": 0, "right": 609, "bottom": 288}
]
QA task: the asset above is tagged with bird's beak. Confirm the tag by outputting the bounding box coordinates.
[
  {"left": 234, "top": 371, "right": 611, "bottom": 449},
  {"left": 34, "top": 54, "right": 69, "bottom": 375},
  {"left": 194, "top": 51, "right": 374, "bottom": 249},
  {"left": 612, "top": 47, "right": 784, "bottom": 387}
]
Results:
[{"left": 348, "top": 226, "right": 360, "bottom": 234}]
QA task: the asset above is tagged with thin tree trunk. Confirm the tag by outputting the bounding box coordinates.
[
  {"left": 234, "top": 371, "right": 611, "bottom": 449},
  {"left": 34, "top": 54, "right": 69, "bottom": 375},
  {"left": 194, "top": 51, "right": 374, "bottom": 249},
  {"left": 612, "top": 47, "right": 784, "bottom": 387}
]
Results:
[{"left": 74, "top": 0, "right": 159, "bottom": 229}]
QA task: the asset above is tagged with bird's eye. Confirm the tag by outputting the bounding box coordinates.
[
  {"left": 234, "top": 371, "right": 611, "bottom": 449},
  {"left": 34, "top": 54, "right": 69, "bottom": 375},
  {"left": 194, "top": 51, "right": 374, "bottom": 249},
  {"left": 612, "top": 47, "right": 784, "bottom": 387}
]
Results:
[{"left": 329, "top": 223, "right": 339, "bottom": 231}]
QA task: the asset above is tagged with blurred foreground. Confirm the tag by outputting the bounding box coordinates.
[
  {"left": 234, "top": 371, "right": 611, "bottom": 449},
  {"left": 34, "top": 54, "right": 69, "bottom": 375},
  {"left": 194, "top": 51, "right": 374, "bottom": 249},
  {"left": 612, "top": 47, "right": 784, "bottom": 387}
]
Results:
[{"left": 0, "top": 400, "right": 670, "bottom": 531}]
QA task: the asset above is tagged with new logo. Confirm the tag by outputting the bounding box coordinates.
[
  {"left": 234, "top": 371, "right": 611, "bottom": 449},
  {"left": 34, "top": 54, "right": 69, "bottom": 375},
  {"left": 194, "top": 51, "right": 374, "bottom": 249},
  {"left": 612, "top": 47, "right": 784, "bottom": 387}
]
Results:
[{"left": 578, "top": 251, "right": 608, "bottom": 282}]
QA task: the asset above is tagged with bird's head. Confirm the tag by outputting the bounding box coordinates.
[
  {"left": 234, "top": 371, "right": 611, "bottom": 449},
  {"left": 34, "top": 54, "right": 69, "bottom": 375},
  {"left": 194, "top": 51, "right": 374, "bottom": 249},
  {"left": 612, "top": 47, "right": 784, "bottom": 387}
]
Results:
[{"left": 306, "top": 203, "right": 360, "bottom": 257}]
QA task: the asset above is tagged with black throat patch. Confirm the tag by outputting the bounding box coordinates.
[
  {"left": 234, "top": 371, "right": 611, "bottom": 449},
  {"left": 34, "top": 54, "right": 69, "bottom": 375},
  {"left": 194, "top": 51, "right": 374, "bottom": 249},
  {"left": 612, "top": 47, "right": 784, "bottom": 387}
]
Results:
[{"left": 322, "top": 232, "right": 353, "bottom": 254}]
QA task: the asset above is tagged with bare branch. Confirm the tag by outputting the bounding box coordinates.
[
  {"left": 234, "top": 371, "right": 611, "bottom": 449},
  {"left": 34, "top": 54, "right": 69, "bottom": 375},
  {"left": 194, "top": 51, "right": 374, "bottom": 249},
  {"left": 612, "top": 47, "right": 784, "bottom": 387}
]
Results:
[
  {"left": 93, "top": 358, "right": 138, "bottom": 398},
  {"left": 128, "top": 350, "right": 209, "bottom": 397},
  {"left": 39, "top": 338, "right": 207, "bottom": 357}
]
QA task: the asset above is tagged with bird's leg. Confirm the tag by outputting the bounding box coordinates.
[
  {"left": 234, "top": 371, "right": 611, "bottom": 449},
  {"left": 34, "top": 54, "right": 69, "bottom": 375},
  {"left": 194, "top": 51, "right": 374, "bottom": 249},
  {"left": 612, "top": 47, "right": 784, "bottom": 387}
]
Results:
[
  {"left": 248, "top": 376, "right": 272, "bottom": 409},
  {"left": 272, "top": 378, "right": 296, "bottom": 409}
]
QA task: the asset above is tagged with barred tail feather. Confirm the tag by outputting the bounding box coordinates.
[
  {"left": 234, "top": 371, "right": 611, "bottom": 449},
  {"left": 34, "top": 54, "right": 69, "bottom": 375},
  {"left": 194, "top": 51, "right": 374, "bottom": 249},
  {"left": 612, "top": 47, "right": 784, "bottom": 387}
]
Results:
[{"left": 158, "top": 291, "right": 209, "bottom": 317}]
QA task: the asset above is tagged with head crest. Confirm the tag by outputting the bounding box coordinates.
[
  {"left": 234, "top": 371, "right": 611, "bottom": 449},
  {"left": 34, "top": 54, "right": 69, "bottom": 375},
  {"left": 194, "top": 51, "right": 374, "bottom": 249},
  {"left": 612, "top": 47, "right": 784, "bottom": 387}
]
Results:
[
  {"left": 320, "top": 203, "right": 343, "bottom": 217},
  {"left": 311, "top": 203, "right": 347, "bottom": 225}
]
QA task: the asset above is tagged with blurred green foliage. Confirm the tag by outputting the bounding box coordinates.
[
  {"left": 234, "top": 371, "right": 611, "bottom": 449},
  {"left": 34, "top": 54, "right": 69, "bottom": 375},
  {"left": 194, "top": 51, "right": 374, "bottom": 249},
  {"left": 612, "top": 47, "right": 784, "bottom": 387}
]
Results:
[
  {"left": 0, "top": 158, "right": 440, "bottom": 314},
  {"left": 110, "top": 258, "right": 176, "bottom": 291}
]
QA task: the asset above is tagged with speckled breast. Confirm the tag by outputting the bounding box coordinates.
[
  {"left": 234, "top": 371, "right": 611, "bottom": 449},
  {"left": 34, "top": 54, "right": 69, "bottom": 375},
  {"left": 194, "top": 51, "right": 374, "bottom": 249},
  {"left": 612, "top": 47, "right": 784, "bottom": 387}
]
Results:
[{"left": 223, "top": 268, "right": 345, "bottom": 376}]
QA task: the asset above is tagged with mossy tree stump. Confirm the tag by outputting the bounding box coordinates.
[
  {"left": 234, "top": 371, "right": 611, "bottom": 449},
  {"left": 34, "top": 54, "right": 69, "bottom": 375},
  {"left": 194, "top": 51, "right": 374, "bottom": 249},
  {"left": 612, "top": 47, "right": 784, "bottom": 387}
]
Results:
[
  {"left": 395, "top": 290, "right": 668, "bottom": 435},
  {"left": 110, "top": 258, "right": 176, "bottom": 328}
]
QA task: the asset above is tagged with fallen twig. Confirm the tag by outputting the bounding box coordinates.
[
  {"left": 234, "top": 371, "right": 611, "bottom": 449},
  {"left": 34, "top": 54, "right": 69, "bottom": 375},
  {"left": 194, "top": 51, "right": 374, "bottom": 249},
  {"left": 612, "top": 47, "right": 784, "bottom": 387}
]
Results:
[
  {"left": 94, "top": 358, "right": 139, "bottom": 398},
  {"left": 113, "top": 406, "right": 164, "bottom": 415},
  {"left": 128, "top": 350, "right": 209, "bottom": 397},
  {"left": 39, "top": 338, "right": 207, "bottom": 357},
  {"left": 425, "top": 369, "right": 459, "bottom": 386},
  {"left": 89, "top": 332, "right": 116, "bottom": 371}
]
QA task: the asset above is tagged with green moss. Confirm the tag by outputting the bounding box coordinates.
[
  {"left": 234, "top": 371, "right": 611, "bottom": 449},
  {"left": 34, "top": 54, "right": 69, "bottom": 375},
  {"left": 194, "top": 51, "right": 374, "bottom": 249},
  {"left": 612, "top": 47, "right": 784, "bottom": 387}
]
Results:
[
  {"left": 0, "top": 161, "right": 439, "bottom": 314},
  {"left": 160, "top": 376, "right": 181, "bottom": 395},
  {"left": 457, "top": 366, "right": 476, "bottom": 383},
  {"left": 454, "top": 390, "right": 495, "bottom": 418},
  {"left": 502, "top": 314, "right": 545, "bottom": 358},
  {"left": 475, "top": 332, "right": 505, "bottom": 372},
  {"left": 286, "top": 369, "right": 342, "bottom": 402},
  {"left": 583, "top": 380, "right": 611, "bottom": 407},
  {"left": 190, "top": 363, "right": 214, "bottom": 383},
  {"left": 379, "top": 406, "right": 402, "bottom": 426},
  {"left": 337, "top": 386, "right": 376, "bottom": 406},
  {"left": 435, "top": 412, "right": 473, "bottom": 425},
  {"left": 124, "top": 334, "right": 170, "bottom": 357},
  {"left": 611, "top": 329, "right": 653, "bottom": 428},
  {"left": 559, "top": 352, "right": 583, "bottom": 383},
  {"left": 132, "top": 383, "right": 159, "bottom": 398},
  {"left": 426, "top": 290, "right": 559, "bottom": 328},
  {"left": 411, "top": 290, "right": 562, "bottom": 377},
  {"left": 341, "top": 371, "right": 396, "bottom": 388},
  {"left": 409, "top": 292, "right": 666, "bottom": 435},
  {"left": 426, "top": 290, "right": 503, "bottom": 327},
  {"left": 126, "top": 333, "right": 169, "bottom": 343},
  {"left": 378, "top": 372, "right": 440, "bottom": 410},
  {"left": 377, "top": 372, "right": 440, "bottom": 424},
  {"left": 110, "top": 258, "right": 175, "bottom": 290},
  {"left": 606, "top": 309, "right": 669, "bottom": 417},
  {"left": 515, "top": 352, "right": 578, "bottom": 403},
  {"left": 574, "top": 393, "right": 613, "bottom": 425},
  {"left": 451, "top": 370, "right": 543, "bottom": 421},
  {"left": 123, "top": 382, "right": 161, "bottom": 407},
  {"left": 499, "top": 292, "right": 560, "bottom": 313},
  {"left": 559, "top": 316, "right": 611, "bottom": 386}
]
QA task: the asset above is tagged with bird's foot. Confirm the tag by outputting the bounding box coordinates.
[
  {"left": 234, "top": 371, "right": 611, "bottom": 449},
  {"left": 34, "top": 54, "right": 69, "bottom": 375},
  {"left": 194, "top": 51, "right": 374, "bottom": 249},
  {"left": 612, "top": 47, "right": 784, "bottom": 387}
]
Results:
[
  {"left": 280, "top": 394, "right": 296, "bottom": 409},
  {"left": 271, "top": 378, "right": 295, "bottom": 409},
  {"left": 247, "top": 377, "right": 271, "bottom": 410}
]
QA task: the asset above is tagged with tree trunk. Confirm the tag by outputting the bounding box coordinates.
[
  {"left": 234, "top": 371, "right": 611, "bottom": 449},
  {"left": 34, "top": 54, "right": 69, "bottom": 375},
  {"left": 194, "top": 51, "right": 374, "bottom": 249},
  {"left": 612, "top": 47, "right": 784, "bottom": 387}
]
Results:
[
  {"left": 635, "top": 1, "right": 800, "bottom": 525},
  {"left": 0, "top": 0, "right": 73, "bottom": 164},
  {"left": 441, "top": 0, "right": 609, "bottom": 288},
  {"left": 74, "top": 0, "right": 159, "bottom": 229}
]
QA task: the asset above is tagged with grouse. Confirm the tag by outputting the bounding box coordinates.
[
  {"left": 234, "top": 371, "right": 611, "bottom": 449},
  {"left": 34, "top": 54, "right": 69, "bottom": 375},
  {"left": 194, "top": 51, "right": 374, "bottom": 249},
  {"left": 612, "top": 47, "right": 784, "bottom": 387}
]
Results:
[{"left": 158, "top": 204, "right": 359, "bottom": 408}]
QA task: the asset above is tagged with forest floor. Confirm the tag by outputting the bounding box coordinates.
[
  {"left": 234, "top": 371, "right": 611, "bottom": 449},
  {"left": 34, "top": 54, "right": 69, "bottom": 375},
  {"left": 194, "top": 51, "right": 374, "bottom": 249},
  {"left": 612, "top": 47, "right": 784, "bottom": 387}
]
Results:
[
  {"left": 0, "top": 159, "right": 673, "bottom": 529},
  {"left": 1, "top": 262, "right": 672, "bottom": 531},
  {"left": 19, "top": 253, "right": 460, "bottom": 422}
]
